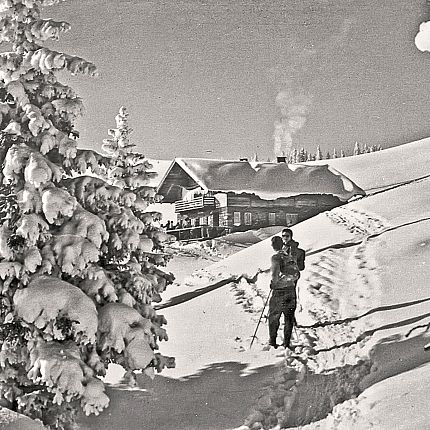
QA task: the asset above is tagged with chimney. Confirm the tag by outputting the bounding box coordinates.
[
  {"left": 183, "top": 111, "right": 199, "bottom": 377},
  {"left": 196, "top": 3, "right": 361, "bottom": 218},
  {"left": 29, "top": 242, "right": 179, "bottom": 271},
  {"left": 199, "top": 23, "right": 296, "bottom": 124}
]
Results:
[{"left": 276, "top": 156, "right": 287, "bottom": 163}]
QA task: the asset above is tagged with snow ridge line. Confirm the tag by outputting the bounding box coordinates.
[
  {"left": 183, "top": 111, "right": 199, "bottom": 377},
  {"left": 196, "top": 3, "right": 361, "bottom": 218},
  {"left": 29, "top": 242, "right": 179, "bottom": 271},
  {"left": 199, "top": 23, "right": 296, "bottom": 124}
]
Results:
[
  {"left": 361, "top": 172, "right": 430, "bottom": 197},
  {"left": 154, "top": 276, "right": 237, "bottom": 310},
  {"left": 306, "top": 215, "right": 430, "bottom": 257},
  {"left": 297, "top": 296, "right": 430, "bottom": 329},
  {"left": 308, "top": 309, "right": 430, "bottom": 358}
]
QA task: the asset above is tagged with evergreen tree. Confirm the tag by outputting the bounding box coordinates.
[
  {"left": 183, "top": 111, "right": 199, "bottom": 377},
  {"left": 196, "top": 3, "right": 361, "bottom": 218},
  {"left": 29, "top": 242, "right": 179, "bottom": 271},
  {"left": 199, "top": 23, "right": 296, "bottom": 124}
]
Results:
[
  {"left": 353, "top": 141, "right": 361, "bottom": 156},
  {"left": 325, "top": 151, "right": 331, "bottom": 159},
  {"left": 315, "top": 145, "right": 323, "bottom": 160},
  {"left": 363, "top": 143, "right": 369, "bottom": 153},
  {"left": 340, "top": 148, "right": 346, "bottom": 157},
  {"left": 0, "top": 2, "right": 174, "bottom": 428},
  {"left": 288, "top": 148, "right": 298, "bottom": 164},
  {"left": 332, "top": 148, "right": 337, "bottom": 158},
  {"left": 297, "top": 147, "right": 306, "bottom": 162}
]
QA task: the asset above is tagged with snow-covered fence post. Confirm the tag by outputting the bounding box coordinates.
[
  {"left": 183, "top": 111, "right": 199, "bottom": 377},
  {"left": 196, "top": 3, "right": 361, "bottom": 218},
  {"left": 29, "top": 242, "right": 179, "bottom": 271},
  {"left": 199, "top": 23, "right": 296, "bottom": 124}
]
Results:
[{"left": 0, "top": 1, "right": 175, "bottom": 428}]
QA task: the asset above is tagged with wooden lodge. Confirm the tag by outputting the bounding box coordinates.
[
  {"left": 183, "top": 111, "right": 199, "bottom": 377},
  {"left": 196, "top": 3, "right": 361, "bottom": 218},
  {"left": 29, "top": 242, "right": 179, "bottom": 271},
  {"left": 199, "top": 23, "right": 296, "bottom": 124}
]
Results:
[{"left": 157, "top": 158, "right": 365, "bottom": 241}]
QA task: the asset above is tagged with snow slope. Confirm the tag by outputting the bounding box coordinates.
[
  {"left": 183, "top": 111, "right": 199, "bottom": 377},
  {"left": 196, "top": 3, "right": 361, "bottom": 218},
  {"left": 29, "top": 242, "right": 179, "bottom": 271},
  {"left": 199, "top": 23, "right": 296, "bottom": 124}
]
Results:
[
  {"left": 160, "top": 141, "right": 430, "bottom": 428},
  {"left": 79, "top": 138, "right": 430, "bottom": 430},
  {"left": 192, "top": 142, "right": 430, "bottom": 428},
  {"left": 305, "top": 136, "right": 430, "bottom": 193}
]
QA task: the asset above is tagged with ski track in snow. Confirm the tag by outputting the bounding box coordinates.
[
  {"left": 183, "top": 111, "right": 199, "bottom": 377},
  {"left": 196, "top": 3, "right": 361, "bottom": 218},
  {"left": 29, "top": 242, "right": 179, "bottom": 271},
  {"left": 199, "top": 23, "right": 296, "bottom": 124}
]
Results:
[
  {"left": 234, "top": 206, "right": 394, "bottom": 429},
  {"left": 231, "top": 206, "right": 388, "bottom": 366}
]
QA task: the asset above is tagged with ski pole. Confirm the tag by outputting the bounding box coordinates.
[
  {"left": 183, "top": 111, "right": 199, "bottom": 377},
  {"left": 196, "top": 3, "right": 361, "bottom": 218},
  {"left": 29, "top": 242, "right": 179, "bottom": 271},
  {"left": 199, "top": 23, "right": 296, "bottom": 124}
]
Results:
[{"left": 250, "top": 289, "right": 272, "bottom": 349}]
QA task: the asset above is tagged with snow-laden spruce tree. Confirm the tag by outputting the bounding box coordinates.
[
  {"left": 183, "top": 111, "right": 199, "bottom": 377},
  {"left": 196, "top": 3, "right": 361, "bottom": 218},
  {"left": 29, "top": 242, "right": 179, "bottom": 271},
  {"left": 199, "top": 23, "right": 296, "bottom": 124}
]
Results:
[
  {"left": 0, "top": 1, "right": 175, "bottom": 428},
  {"left": 353, "top": 141, "right": 361, "bottom": 156},
  {"left": 315, "top": 144, "right": 323, "bottom": 160}
]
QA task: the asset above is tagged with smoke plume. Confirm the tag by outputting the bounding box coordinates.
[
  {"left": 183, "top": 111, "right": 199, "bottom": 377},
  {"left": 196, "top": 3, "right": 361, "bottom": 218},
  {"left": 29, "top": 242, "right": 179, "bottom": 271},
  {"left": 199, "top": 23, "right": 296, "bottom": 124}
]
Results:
[{"left": 273, "top": 84, "right": 313, "bottom": 157}]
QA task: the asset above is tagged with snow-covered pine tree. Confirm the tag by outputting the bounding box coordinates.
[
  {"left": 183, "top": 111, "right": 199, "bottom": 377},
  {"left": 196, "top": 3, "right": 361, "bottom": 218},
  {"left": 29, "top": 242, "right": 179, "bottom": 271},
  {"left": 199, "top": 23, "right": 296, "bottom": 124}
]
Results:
[
  {"left": 325, "top": 151, "right": 331, "bottom": 159},
  {"left": 315, "top": 145, "right": 323, "bottom": 160},
  {"left": 353, "top": 141, "right": 361, "bottom": 156},
  {"left": 297, "top": 147, "right": 306, "bottom": 162},
  {"left": 288, "top": 148, "right": 298, "bottom": 164},
  {"left": 0, "top": 1, "right": 174, "bottom": 428},
  {"left": 332, "top": 148, "right": 338, "bottom": 158},
  {"left": 340, "top": 148, "right": 346, "bottom": 157}
]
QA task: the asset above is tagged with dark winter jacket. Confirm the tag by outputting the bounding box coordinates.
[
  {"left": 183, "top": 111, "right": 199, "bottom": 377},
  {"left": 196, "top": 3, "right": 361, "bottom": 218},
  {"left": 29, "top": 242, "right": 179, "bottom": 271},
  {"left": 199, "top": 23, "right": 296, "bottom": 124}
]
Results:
[
  {"left": 283, "top": 240, "right": 305, "bottom": 271},
  {"left": 270, "top": 251, "right": 300, "bottom": 290}
]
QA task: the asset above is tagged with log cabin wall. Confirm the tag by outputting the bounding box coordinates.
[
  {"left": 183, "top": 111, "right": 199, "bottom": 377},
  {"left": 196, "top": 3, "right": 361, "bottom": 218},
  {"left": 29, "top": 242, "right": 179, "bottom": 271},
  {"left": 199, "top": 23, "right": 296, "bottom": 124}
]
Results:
[
  {"left": 222, "top": 193, "right": 342, "bottom": 230},
  {"left": 176, "top": 192, "right": 343, "bottom": 231}
]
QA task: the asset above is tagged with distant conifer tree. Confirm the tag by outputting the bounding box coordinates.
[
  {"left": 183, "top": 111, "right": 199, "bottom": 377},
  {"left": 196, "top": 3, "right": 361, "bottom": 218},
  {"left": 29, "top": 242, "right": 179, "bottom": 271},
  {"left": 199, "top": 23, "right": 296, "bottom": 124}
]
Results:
[
  {"left": 289, "top": 148, "right": 298, "bottom": 163},
  {"left": 326, "top": 151, "right": 331, "bottom": 159},
  {"left": 315, "top": 145, "right": 323, "bottom": 160},
  {"left": 340, "top": 148, "right": 346, "bottom": 157},
  {"left": 353, "top": 141, "right": 361, "bottom": 156},
  {"left": 333, "top": 148, "right": 338, "bottom": 158},
  {"left": 298, "top": 147, "right": 307, "bottom": 162}
]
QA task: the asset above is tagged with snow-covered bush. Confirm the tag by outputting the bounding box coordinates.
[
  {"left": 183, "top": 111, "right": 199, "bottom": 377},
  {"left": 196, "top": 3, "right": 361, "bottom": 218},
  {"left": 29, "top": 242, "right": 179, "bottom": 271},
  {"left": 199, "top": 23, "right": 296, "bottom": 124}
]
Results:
[{"left": 0, "top": 1, "right": 175, "bottom": 428}]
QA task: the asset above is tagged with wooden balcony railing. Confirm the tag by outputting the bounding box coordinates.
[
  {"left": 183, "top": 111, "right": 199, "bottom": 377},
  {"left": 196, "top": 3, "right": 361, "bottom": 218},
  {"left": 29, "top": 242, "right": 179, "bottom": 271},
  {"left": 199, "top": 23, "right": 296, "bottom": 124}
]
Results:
[
  {"left": 167, "top": 225, "right": 231, "bottom": 242},
  {"left": 174, "top": 196, "right": 216, "bottom": 213}
]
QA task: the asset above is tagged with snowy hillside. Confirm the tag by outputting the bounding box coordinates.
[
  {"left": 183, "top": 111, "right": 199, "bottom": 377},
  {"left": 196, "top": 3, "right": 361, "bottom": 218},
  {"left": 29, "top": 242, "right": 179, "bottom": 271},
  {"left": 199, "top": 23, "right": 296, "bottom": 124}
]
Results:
[
  {"left": 305, "top": 136, "right": 430, "bottom": 193},
  {"left": 79, "top": 138, "right": 430, "bottom": 430}
]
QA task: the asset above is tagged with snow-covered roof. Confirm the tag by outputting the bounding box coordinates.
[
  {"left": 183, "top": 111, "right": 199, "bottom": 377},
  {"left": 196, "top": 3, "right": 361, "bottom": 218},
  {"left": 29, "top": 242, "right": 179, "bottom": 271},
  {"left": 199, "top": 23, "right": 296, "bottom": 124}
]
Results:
[{"left": 157, "top": 158, "right": 365, "bottom": 202}]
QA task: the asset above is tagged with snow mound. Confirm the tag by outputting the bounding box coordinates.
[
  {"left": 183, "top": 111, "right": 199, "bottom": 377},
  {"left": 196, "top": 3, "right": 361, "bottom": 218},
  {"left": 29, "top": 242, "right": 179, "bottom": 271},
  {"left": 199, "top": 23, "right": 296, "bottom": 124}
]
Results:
[
  {"left": 98, "top": 303, "right": 154, "bottom": 370},
  {"left": 14, "top": 276, "right": 98, "bottom": 344}
]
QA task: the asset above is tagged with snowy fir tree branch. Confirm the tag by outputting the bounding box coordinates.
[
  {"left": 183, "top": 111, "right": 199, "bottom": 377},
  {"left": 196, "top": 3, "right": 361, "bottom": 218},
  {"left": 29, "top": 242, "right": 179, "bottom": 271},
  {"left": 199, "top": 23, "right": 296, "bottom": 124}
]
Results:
[{"left": 0, "top": 1, "right": 176, "bottom": 428}]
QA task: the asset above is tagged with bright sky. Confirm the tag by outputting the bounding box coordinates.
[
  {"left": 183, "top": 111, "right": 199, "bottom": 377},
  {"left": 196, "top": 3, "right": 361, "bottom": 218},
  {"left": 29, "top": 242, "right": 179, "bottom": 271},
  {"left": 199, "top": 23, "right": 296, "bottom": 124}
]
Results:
[{"left": 49, "top": 0, "right": 430, "bottom": 160}]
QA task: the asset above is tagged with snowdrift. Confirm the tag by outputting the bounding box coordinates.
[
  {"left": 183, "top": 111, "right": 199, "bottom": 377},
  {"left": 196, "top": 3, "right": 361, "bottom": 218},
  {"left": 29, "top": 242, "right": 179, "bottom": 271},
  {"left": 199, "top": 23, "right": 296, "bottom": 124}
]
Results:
[{"left": 306, "top": 136, "right": 430, "bottom": 193}]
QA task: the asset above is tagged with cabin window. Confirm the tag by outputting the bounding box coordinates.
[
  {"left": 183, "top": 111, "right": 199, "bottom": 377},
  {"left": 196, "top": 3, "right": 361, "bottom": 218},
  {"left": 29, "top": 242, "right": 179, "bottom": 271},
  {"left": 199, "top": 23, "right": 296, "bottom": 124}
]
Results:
[
  {"left": 268, "top": 212, "right": 276, "bottom": 225},
  {"left": 286, "top": 213, "right": 298, "bottom": 226},
  {"left": 244, "top": 212, "right": 252, "bottom": 225},
  {"left": 233, "top": 211, "right": 241, "bottom": 226}
]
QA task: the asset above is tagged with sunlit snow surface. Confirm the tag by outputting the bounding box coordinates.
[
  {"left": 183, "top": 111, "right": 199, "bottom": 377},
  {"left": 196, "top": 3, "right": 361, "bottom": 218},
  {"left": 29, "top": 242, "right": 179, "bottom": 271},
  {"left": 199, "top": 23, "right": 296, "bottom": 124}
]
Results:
[{"left": 101, "top": 140, "right": 430, "bottom": 429}]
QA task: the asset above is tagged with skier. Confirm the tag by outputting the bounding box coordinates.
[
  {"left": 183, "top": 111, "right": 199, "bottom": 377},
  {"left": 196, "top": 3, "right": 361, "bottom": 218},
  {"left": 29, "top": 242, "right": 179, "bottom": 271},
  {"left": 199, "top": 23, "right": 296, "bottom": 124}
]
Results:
[{"left": 268, "top": 235, "right": 302, "bottom": 349}]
